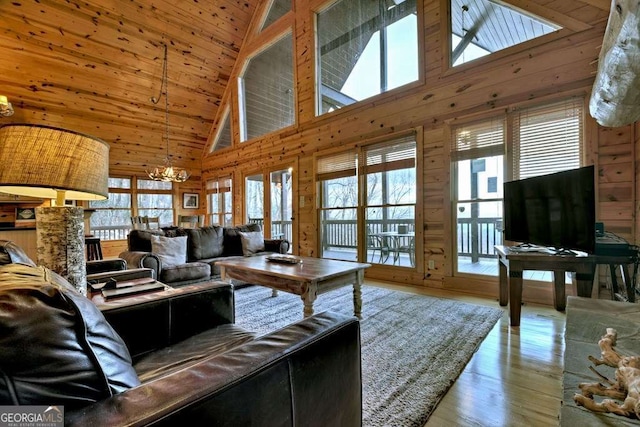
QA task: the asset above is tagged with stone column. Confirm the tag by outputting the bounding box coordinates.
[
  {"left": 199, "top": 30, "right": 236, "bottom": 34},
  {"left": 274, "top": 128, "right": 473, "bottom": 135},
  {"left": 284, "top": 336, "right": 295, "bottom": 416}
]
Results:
[{"left": 35, "top": 206, "right": 86, "bottom": 295}]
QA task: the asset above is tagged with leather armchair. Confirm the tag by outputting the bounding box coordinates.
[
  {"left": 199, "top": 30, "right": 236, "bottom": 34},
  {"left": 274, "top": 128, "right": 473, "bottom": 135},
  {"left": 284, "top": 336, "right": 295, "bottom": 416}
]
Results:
[{"left": 0, "top": 240, "right": 362, "bottom": 426}]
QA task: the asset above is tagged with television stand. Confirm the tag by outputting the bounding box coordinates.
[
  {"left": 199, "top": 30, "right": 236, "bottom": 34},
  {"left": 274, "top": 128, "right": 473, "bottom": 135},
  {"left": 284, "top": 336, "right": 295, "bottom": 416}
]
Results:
[{"left": 495, "top": 245, "right": 596, "bottom": 327}]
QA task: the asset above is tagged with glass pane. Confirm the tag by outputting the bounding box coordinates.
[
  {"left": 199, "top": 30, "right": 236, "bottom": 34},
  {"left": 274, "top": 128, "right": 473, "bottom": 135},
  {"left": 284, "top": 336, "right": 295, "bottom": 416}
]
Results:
[
  {"left": 90, "top": 193, "right": 130, "bottom": 209},
  {"left": 366, "top": 168, "right": 416, "bottom": 206},
  {"left": 270, "top": 168, "right": 292, "bottom": 244},
  {"left": 317, "top": 0, "right": 418, "bottom": 115},
  {"left": 212, "top": 108, "right": 232, "bottom": 152},
  {"left": 366, "top": 207, "right": 415, "bottom": 267},
  {"left": 319, "top": 208, "right": 357, "bottom": 261},
  {"left": 261, "top": 0, "right": 290, "bottom": 31},
  {"left": 108, "top": 177, "right": 130, "bottom": 189},
  {"left": 90, "top": 208, "right": 132, "bottom": 241},
  {"left": 456, "top": 200, "right": 503, "bottom": 275},
  {"left": 137, "top": 179, "right": 172, "bottom": 190},
  {"left": 451, "top": 0, "right": 560, "bottom": 66},
  {"left": 240, "top": 33, "right": 294, "bottom": 141},
  {"left": 386, "top": 13, "right": 419, "bottom": 89},
  {"left": 245, "top": 174, "right": 264, "bottom": 224},
  {"left": 321, "top": 176, "right": 358, "bottom": 209},
  {"left": 138, "top": 194, "right": 173, "bottom": 226},
  {"left": 456, "top": 156, "right": 504, "bottom": 201}
]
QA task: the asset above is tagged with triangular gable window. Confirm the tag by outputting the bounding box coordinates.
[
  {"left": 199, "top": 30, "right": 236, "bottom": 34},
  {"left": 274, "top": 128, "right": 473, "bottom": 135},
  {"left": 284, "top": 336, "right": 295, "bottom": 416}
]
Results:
[
  {"left": 260, "top": 0, "right": 290, "bottom": 32},
  {"left": 211, "top": 107, "right": 232, "bottom": 152},
  {"left": 451, "top": 0, "right": 561, "bottom": 66}
]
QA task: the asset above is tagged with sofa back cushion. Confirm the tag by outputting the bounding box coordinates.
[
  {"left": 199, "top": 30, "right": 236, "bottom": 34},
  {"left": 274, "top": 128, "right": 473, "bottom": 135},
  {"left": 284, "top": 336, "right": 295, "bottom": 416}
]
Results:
[
  {"left": 0, "top": 264, "right": 140, "bottom": 409},
  {"left": 223, "top": 224, "right": 262, "bottom": 256},
  {"left": 187, "top": 226, "right": 224, "bottom": 261},
  {"left": 128, "top": 229, "right": 165, "bottom": 252}
]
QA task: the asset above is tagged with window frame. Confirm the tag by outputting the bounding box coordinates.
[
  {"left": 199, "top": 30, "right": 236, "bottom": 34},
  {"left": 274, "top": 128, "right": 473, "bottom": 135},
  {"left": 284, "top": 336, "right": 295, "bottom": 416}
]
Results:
[
  {"left": 315, "top": 0, "right": 421, "bottom": 117},
  {"left": 89, "top": 176, "right": 175, "bottom": 241},
  {"left": 316, "top": 131, "right": 420, "bottom": 269},
  {"left": 449, "top": 96, "right": 586, "bottom": 278},
  {"left": 206, "top": 175, "right": 233, "bottom": 226}
]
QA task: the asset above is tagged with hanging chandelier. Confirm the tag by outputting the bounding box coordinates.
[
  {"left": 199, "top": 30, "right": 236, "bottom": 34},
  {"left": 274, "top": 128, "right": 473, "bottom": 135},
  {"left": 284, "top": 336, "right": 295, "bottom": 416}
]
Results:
[{"left": 147, "top": 43, "right": 190, "bottom": 182}]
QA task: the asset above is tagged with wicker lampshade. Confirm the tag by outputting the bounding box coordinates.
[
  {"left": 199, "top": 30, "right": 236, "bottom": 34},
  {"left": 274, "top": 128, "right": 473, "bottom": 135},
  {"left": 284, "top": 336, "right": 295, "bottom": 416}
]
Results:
[{"left": 0, "top": 124, "right": 109, "bottom": 201}]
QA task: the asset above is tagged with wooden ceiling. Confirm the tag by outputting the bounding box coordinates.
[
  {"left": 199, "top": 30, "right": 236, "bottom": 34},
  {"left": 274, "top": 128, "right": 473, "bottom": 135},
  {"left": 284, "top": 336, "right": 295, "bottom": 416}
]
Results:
[
  {"left": 0, "top": 0, "right": 613, "bottom": 182},
  {"left": 0, "top": 0, "right": 258, "bottom": 178}
]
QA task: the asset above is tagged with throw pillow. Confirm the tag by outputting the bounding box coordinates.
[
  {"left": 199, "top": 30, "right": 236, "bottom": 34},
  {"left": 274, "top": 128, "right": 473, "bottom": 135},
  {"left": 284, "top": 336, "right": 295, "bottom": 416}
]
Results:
[
  {"left": 239, "top": 231, "right": 265, "bottom": 256},
  {"left": 0, "top": 264, "right": 140, "bottom": 408},
  {"left": 151, "top": 235, "right": 187, "bottom": 267}
]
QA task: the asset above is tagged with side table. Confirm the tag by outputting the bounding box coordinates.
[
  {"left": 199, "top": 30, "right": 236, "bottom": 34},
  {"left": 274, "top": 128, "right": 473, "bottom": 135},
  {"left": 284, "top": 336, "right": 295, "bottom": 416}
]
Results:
[{"left": 495, "top": 245, "right": 596, "bottom": 327}]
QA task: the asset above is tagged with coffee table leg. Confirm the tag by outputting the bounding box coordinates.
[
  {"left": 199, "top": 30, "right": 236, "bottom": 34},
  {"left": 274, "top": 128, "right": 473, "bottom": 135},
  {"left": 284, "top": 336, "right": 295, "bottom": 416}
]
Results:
[
  {"left": 353, "top": 270, "right": 364, "bottom": 319},
  {"left": 301, "top": 282, "right": 318, "bottom": 317}
]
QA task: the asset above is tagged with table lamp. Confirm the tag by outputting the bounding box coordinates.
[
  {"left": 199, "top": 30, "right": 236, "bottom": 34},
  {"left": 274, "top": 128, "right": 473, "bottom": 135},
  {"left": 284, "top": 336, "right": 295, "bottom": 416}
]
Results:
[{"left": 0, "top": 124, "right": 109, "bottom": 295}]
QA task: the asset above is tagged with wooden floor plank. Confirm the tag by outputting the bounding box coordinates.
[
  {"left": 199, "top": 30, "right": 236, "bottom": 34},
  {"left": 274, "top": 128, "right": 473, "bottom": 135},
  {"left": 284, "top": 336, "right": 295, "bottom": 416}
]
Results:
[{"left": 367, "top": 280, "right": 565, "bottom": 427}]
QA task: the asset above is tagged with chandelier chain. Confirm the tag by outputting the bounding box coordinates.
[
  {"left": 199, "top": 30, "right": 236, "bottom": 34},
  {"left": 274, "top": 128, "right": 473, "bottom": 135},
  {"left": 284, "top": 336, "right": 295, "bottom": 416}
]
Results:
[{"left": 146, "top": 42, "right": 189, "bottom": 182}]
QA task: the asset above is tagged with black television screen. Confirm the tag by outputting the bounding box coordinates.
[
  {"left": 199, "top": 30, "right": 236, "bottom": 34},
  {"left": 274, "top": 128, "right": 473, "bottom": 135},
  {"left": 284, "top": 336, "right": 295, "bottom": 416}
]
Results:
[{"left": 503, "top": 165, "right": 595, "bottom": 254}]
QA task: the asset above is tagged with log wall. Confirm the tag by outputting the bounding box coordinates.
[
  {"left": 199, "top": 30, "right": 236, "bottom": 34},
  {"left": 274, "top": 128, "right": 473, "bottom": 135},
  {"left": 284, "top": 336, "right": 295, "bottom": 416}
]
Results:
[{"left": 201, "top": 0, "right": 634, "bottom": 298}]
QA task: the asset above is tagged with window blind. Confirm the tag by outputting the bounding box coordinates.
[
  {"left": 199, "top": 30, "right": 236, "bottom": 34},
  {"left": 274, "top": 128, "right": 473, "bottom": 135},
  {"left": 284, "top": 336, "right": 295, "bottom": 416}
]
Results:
[
  {"left": 451, "top": 117, "right": 505, "bottom": 161},
  {"left": 364, "top": 135, "right": 416, "bottom": 173},
  {"left": 316, "top": 151, "right": 357, "bottom": 181},
  {"left": 206, "top": 177, "right": 232, "bottom": 193},
  {"left": 512, "top": 98, "right": 583, "bottom": 179}
]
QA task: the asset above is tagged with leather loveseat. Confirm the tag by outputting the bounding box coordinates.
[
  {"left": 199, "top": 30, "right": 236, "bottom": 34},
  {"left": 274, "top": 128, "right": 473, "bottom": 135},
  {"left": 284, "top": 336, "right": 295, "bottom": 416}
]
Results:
[
  {"left": 0, "top": 240, "right": 362, "bottom": 426},
  {"left": 119, "top": 223, "right": 290, "bottom": 286}
]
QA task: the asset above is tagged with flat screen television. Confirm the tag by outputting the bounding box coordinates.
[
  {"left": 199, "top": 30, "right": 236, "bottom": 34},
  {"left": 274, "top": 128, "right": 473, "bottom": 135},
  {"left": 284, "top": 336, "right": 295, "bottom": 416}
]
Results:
[{"left": 503, "top": 165, "right": 595, "bottom": 254}]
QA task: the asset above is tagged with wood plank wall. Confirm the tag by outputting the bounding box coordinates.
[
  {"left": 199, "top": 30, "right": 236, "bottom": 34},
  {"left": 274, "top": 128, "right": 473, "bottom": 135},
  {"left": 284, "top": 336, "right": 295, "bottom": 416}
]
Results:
[{"left": 200, "top": 0, "right": 630, "bottom": 299}]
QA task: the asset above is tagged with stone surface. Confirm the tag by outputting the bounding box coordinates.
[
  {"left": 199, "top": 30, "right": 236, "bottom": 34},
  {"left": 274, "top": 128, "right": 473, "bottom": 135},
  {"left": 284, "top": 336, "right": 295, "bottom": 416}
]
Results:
[{"left": 35, "top": 206, "right": 86, "bottom": 295}]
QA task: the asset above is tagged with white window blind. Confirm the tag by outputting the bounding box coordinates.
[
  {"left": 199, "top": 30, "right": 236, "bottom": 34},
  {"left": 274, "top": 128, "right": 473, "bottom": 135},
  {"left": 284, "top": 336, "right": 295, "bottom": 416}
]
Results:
[
  {"left": 206, "top": 177, "right": 232, "bottom": 193},
  {"left": 364, "top": 135, "right": 416, "bottom": 173},
  {"left": 512, "top": 98, "right": 583, "bottom": 179},
  {"left": 451, "top": 117, "right": 505, "bottom": 161},
  {"left": 316, "top": 151, "right": 357, "bottom": 181}
]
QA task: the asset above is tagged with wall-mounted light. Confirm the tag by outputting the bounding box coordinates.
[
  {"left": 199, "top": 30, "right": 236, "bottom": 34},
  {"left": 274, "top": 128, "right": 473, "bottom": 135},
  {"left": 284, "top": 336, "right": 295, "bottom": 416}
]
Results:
[{"left": 0, "top": 96, "right": 14, "bottom": 117}]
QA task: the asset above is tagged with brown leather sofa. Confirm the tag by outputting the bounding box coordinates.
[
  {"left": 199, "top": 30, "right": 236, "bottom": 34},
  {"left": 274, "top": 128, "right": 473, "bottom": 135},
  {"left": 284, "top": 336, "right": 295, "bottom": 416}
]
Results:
[
  {"left": 119, "top": 223, "right": 290, "bottom": 286},
  {"left": 0, "top": 240, "right": 362, "bottom": 426}
]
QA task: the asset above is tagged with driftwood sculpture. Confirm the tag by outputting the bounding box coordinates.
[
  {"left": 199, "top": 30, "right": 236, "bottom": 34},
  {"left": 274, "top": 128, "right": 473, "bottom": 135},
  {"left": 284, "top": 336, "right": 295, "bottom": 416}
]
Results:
[
  {"left": 589, "top": 0, "right": 640, "bottom": 127},
  {"left": 574, "top": 328, "right": 640, "bottom": 418}
]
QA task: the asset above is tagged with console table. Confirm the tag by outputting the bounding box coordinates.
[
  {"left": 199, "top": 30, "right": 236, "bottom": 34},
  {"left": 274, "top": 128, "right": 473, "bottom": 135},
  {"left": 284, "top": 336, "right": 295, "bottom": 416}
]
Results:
[{"left": 495, "top": 245, "right": 596, "bottom": 327}]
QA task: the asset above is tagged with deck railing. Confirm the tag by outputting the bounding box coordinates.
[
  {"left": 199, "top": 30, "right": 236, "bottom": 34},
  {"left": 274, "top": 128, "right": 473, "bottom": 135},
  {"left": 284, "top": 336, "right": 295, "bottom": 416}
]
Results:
[
  {"left": 457, "top": 217, "right": 503, "bottom": 261},
  {"left": 92, "top": 217, "right": 502, "bottom": 262}
]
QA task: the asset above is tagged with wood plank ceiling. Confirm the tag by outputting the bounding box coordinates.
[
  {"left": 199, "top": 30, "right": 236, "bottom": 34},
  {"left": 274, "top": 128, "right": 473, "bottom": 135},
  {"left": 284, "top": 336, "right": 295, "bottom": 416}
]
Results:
[{"left": 0, "top": 0, "right": 257, "bottom": 178}]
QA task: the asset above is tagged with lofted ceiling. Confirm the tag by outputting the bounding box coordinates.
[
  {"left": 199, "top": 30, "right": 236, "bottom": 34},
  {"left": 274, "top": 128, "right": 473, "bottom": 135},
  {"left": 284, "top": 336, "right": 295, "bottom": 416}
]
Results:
[
  {"left": 0, "top": 0, "right": 613, "bottom": 181},
  {"left": 0, "top": 0, "right": 258, "bottom": 178}
]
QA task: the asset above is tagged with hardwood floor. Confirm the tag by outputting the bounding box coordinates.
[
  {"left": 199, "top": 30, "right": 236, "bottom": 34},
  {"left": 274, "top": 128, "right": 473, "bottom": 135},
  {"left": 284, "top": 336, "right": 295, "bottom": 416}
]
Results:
[{"left": 368, "top": 280, "right": 566, "bottom": 427}]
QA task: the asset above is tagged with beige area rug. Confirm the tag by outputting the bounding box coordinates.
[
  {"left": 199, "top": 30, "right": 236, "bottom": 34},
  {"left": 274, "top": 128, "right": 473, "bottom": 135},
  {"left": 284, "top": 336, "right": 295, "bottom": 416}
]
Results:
[{"left": 233, "top": 285, "right": 503, "bottom": 427}]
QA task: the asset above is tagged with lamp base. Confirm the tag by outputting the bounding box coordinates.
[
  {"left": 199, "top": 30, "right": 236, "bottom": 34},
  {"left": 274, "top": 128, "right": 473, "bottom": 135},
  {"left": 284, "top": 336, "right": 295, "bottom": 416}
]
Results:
[{"left": 35, "top": 206, "right": 87, "bottom": 295}]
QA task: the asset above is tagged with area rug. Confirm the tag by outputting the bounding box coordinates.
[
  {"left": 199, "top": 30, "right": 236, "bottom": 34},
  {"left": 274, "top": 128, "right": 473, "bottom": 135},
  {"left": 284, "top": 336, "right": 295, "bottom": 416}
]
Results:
[{"left": 233, "top": 285, "right": 503, "bottom": 427}]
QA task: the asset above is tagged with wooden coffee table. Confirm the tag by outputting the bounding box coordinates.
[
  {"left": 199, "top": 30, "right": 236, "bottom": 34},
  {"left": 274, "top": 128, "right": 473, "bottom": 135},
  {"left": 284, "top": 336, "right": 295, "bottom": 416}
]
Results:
[{"left": 216, "top": 255, "right": 371, "bottom": 318}]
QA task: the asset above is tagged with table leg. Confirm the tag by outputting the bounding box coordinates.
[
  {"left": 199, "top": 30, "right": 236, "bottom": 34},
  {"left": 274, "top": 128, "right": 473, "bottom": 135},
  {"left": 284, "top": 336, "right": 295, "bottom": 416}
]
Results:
[
  {"left": 621, "top": 264, "right": 635, "bottom": 303},
  {"left": 552, "top": 270, "right": 566, "bottom": 311},
  {"left": 509, "top": 270, "right": 523, "bottom": 327},
  {"left": 301, "top": 282, "right": 318, "bottom": 318},
  {"left": 575, "top": 264, "right": 596, "bottom": 298},
  {"left": 609, "top": 264, "right": 621, "bottom": 299},
  {"left": 353, "top": 270, "right": 364, "bottom": 319},
  {"left": 220, "top": 266, "right": 227, "bottom": 282},
  {"left": 498, "top": 259, "right": 508, "bottom": 306}
]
